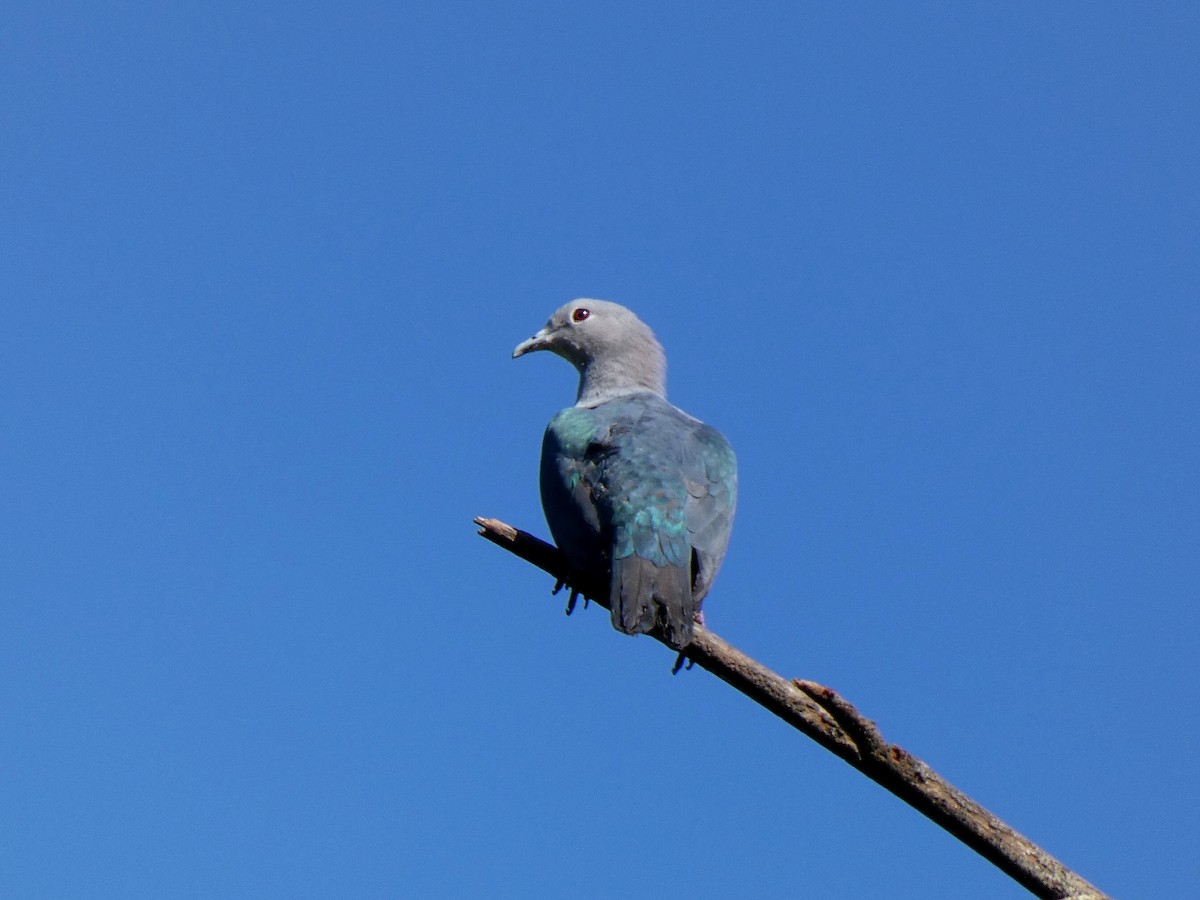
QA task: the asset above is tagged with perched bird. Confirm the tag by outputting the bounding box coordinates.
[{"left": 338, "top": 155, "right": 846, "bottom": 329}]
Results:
[{"left": 513, "top": 299, "right": 736, "bottom": 649}]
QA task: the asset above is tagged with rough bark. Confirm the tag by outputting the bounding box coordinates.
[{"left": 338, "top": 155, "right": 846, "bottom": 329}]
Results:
[{"left": 474, "top": 515, "right": 1112, "bottom": 900}]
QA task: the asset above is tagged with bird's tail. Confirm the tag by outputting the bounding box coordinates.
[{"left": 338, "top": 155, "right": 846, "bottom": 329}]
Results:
[{"left": 610, "top": 554, "right": 696, "bottom": 649}]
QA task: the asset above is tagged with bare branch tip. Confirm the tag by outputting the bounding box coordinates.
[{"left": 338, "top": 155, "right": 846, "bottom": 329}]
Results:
[{"left": 474, "top": 516, "right": 518, "bottom": 541}]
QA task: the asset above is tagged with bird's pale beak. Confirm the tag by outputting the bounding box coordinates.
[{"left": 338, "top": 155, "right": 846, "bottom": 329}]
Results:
[{"left": 512, "top": 329, "right": 551, "bottom": 359}]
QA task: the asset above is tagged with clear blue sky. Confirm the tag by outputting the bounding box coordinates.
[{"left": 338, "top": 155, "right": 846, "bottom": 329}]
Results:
[{"left": 2, "top": 4, "right": 1196, "bottom": 898}]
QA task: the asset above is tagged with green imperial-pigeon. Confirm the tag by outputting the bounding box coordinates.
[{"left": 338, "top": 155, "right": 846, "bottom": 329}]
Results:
[{"left": 513, "top": 300, "right": 737, "bottom": 649}]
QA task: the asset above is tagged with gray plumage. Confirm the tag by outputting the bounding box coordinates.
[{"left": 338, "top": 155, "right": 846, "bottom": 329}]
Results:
[{"left": 513, "top": 299, "right": 737, "bottom": 649}]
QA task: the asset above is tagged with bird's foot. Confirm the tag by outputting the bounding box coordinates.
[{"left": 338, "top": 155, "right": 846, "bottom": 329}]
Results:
[
  {"left": 555, "top": 575, "right": 590, "bottom": 616},
  {"left": 671, "top": 651, "right": 696, "bottom": 674},
  {"left": 669, "top": 609, "right": 704, "bottom": 670},
  {"left": 551, "top": 576, "right": 576, "bottom": 615}
]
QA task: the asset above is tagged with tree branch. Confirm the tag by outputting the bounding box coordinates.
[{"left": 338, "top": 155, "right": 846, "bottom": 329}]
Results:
[{"left": 474, "top": 516, "right": 1111, "bottom": 900}]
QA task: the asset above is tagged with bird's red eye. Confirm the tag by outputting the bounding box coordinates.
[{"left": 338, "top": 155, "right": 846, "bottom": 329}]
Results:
[{"left": 572, "top": 308, "right": 590, "bottom": 322}]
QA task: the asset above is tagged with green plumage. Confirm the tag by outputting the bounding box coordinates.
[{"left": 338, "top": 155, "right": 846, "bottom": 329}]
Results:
[{"left": 540, "top": 393, "right": 736, "bottom": 648}]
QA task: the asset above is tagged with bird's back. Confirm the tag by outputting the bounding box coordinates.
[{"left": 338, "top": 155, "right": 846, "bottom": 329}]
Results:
[{"left": 540, "top": 392, "right": 736, "bottom": 648}]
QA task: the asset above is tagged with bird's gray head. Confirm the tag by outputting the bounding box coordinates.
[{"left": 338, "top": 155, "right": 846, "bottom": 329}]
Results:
[{"left": 513, "top": 299, "right": 667, "bottom": 407}]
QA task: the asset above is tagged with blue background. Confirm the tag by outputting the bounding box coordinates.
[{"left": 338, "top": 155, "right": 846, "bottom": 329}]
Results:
[{"left": 2, "top": 4, "right": 1196, "bottom": 898}]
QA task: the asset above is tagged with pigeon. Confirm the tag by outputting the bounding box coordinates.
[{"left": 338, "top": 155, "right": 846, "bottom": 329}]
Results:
[{"left": 513, "top": 299, "right": 736, "bottom": 649}]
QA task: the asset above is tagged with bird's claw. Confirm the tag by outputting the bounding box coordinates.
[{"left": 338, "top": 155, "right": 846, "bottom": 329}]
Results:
[
  {"left": 564, "top": 588, "right": 581, "bottom": 616},
  {"left": 671, "top": 651, "right": 695, "bottom": 674}
]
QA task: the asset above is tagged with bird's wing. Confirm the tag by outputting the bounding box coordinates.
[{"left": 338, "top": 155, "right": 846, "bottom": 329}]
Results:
[
  {"left": 682, "top": 421, "right": 737, "bottom": 557},
  {"left": 597, "top": 400, "right": 700, "bottom": 647},
  {"left": 539, "top": 407, "right": 606, "bottom": 575}
]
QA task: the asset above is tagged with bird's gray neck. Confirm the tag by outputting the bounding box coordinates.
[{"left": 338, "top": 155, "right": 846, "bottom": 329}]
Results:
[{"left": 575, "top": 349, "right": 667, "bottom": 408}]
